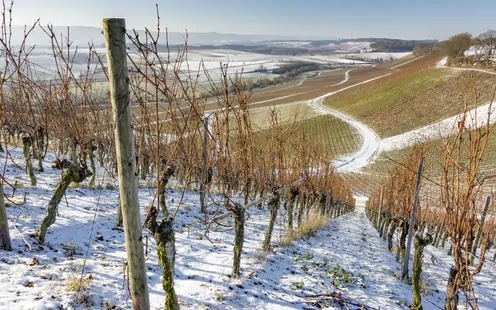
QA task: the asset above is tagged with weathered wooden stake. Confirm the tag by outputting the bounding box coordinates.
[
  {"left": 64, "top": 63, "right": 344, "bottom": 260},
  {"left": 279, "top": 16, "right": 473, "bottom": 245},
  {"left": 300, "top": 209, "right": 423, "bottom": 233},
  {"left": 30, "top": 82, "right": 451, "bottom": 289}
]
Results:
[
  {"left": 471, "top": 196, "right": 491, "bottom": 264},
  {"left": 117, "top": 195, "right": 123, "bottom": 227},
  {"left": 434, "top": 213, "right": 446, "bottom": 248},
  {"left": 376, "top": 186, "right": 383, "bottom": 229},
  {"left": 287, "top": 187, "right": 299, "bottom": 235},
  {"left": 402, "top": 155, "right": 424, "bottom": 280},
  {"left": 103, "top": 18, "right": 150, "bottom": 310},
  {"left": 200, "top": 117, "right": 208, "bottom": 213},
  {"left": 0, "top": 181, "right": 11, "bottom": 251}
]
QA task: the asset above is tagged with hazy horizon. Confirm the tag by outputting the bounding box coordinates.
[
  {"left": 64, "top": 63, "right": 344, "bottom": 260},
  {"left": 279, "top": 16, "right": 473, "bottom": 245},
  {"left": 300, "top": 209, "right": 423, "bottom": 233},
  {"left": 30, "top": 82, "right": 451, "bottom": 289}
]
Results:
[{"left": 8, "top": 0, "right": 496, "bottom": 40}]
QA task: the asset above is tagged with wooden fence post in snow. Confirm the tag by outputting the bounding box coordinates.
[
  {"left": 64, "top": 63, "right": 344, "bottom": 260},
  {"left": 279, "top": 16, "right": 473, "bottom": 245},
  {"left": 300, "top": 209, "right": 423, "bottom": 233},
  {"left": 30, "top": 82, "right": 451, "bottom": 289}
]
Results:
[
  {"left": 471, "top": 196, "right": 491, "bottom": 264},
  {"left": 200, "top": 117, "right": 208, "bottom": 213},
  {"left": 402, "top": 155, "right": 424, "bottom": 280},
  {"left": 103, "top": 18, "right": 150, "bottom": 310},
  {"left": 0, "top": 181, "right": 11, "bottom": 251}
]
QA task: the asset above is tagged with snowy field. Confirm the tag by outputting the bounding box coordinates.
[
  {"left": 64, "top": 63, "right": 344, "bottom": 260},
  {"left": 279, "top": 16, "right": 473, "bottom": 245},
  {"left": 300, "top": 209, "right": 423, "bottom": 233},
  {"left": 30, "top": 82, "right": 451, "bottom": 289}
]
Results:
[
  {"left": 0, "top": 44, "right": 410, "bottom": 85},
  {"left": 1, "top": 147, "right": 495, "bottom": 309}
]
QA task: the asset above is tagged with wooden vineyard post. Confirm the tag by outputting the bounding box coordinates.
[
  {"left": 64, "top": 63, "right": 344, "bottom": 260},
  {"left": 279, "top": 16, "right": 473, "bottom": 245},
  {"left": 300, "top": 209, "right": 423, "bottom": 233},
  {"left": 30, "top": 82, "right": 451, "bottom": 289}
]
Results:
[
  {"left": 402, "top": 154, "right": 424, "bottom": 280},
  {"left": 0, "top": 181, "right": 11, "bottom": 251},
  {"left": 471, "top": 196, "right": 491, "bottom": 264},
  {"left": 200, "top": 117, "right": 208, "bottom": 213},
  {"left": 103, "top": 18, "right": 150, "bottom": 310},
  {"left": 376, "top": 186, "right": 383, "bottom": 230}
]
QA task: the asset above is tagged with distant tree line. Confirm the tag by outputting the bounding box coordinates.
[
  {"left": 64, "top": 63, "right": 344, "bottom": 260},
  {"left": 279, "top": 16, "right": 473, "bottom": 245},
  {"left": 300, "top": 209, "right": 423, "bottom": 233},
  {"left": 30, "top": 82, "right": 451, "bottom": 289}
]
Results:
[
  {"left": 413, "top": 43, "right": 441, "bottom": 56},
  {"left": 369, "top": 39, "right": 437, "bottom": 52},
  {"left": 442, "top": 30, "right": 496, "bottom": 67},
  {"left": 272, "top": 61, "right": 320, "bottom": 77}
]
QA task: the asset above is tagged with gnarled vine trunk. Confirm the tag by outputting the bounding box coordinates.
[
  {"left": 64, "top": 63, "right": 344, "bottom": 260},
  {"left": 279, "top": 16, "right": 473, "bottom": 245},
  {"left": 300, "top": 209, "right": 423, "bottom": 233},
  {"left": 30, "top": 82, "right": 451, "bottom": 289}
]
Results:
[
  {"left": 143, "top": 206, "right": 178, "bottom": 310},
  {"left": 38, "top": 158, "right": 92, "bottom": 243},
  {"left": 412, "top": 233, "right": 432, "bottom": 310},
  {"left": 226, "top": 203, "right": 245, "bottom": 278},
  {"left": 444, "top": 266, "right": 459, "bottom": 310},
  {"left": 159, "top": 165, "right": 175, "bottom": 217},
  {"left": 388, "top": 219, "right": 397, "bottom": 251},
  {"left": 22, "top": 136, "right": 36, "bottom": 186},
  {"left": 263, "top": 190, "right": 280, "bottom": 253}
]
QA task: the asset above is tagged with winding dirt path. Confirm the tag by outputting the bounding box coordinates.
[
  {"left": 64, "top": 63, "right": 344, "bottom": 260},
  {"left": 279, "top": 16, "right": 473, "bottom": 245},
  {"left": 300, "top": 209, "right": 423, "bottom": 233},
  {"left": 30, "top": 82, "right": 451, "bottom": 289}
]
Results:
[{"left": 310, "top": 70, "right": 390, "bottom": 172}]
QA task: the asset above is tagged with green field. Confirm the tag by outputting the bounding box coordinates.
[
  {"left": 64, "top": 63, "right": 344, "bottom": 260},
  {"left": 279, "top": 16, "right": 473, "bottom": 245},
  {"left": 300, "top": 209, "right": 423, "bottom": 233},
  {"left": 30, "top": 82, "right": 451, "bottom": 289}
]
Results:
[
  {"left": 294, "top": 114, "right": 362, "bottom": 158},
  {"left": 248, "top": 101, "right": 362, "bottom": 159}
]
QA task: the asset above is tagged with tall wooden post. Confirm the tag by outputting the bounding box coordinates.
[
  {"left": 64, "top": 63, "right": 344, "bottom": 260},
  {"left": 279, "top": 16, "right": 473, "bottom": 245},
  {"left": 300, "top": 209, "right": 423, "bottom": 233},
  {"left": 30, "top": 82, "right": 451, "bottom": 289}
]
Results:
[
  {"left": 471, "top": 196, "right": 491, "bottom": 260},
  {"left": 200, "top": 117, "right": 208, "bottom": 213},
  {"left": 103, "top": 18, "right": 150, "bottom": 309},
  {"left": 402, "top": 155, "right": 424, "bottom": 280},
  {"left": 376, "top": 186, "right": 384, "bottom": 229},
  {"left": 0, "top": 181, "right": 12, "bottom": 251}
]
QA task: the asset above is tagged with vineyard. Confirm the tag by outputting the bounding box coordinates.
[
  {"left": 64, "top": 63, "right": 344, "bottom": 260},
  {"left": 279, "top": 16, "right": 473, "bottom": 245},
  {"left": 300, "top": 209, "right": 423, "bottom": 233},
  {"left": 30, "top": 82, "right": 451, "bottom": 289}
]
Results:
[
  {"left": 365, "top": 118, "right": 496, "bottom": 309},
  {"left": 249, "top": 102, "right": 362, "bottom": 158},
  {"left": 325, "top": 66, "right": 496, "bottom": 137},
  {"left": 0, "top": 10, "right": 359, "bottom": 310},
  {"left": 0, "top": 4, "right": 496, "bottom": 310}
]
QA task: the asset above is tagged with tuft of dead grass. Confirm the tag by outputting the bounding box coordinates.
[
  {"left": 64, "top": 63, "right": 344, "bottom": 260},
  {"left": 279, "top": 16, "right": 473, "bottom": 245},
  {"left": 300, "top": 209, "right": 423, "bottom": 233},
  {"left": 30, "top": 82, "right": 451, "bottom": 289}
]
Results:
[
  {"left": 298, "top": 213, "right": 331, "bottom": 238},
  {"left": 66, "top": 274, "right": 92, "bottom": 293},
  {"left": 281, "top": 213, "right": 332, "bottom": 246},
  {"left": 66, "top": 274, "right": 94, "bottom": 308}
]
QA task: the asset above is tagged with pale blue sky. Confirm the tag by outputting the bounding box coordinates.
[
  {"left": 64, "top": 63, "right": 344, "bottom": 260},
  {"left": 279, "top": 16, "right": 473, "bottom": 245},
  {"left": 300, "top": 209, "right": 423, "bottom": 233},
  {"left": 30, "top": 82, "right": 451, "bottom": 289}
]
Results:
[{"left": 10, "top": 0, "right": 496, "bottom": 39}]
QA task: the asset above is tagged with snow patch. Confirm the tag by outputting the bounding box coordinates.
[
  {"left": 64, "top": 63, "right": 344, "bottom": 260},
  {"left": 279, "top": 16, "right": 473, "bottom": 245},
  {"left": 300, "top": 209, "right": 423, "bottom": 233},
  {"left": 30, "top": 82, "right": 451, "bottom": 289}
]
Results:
[{"left": 381, "top": 102, "right": 496, "bottom": 152}]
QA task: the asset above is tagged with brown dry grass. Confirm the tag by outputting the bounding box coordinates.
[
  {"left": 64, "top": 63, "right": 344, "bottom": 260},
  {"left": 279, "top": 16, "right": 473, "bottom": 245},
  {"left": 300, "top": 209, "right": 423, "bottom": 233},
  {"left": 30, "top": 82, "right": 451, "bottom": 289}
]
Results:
[
  {"left": 297, "top": 213, "right": 332, "bottom": 238},
  {"left": 280, "top": 212, "right": 331, "bottom": 246}
]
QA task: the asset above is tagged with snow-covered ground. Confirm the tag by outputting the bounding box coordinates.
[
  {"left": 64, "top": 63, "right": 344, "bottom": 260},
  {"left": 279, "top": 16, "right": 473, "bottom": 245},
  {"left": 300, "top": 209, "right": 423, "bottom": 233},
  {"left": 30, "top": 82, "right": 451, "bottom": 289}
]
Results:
[
  {"left": 380, "top": 101, "right": 496, "bottom": 152},
  {"left": 1, "top": 147, "right": 494, "bottom": 309},
  {"left": 3, "top": 52, "right": 496, "bottom": 310},
  {"left": 436, "top": 57, "right": 496, "bottom": 75},
  {"left": 464, "top": 46, "right": 496, "bottom": 61},
  {"left": 0, "top": 147, "right": 289, "bottom": 310}
]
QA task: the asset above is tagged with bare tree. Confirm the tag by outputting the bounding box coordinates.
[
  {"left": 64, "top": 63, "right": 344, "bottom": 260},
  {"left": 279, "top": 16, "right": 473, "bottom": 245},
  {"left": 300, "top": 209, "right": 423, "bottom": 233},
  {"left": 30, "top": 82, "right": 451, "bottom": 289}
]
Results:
[
  {"left": 443, "top": 33, "right": 472, "bottom": 59},
  {"left": 476, "top": 29, "right": 496, "bottom": 63}
]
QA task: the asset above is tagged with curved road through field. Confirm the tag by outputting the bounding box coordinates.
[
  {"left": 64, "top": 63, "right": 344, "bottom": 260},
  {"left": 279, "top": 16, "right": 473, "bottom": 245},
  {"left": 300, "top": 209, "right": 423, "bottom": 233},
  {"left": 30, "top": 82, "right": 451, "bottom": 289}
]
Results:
[
  {"left": 312, "top": 59, "right": 496, "bottom": 172},
  {"left": 328, "top": 58, "right": 496, "bottom": 172},
  {"left": 310, "top": 70, "right": 391, "bottom": 172}
]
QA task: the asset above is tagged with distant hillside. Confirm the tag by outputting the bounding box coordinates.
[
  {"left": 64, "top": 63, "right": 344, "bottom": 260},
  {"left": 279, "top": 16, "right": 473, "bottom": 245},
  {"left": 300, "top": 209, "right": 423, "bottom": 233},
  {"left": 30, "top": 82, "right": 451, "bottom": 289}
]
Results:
[{"left": 8, "top": 25, "right": 335, "bottom": 47}]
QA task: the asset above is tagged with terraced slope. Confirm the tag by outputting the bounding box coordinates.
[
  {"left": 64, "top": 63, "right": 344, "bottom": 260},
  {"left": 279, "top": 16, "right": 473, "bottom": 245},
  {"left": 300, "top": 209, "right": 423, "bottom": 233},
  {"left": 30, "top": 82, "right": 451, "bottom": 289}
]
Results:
[{"left": 324, "top": 68, "right": 496, "bottom": 138}]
